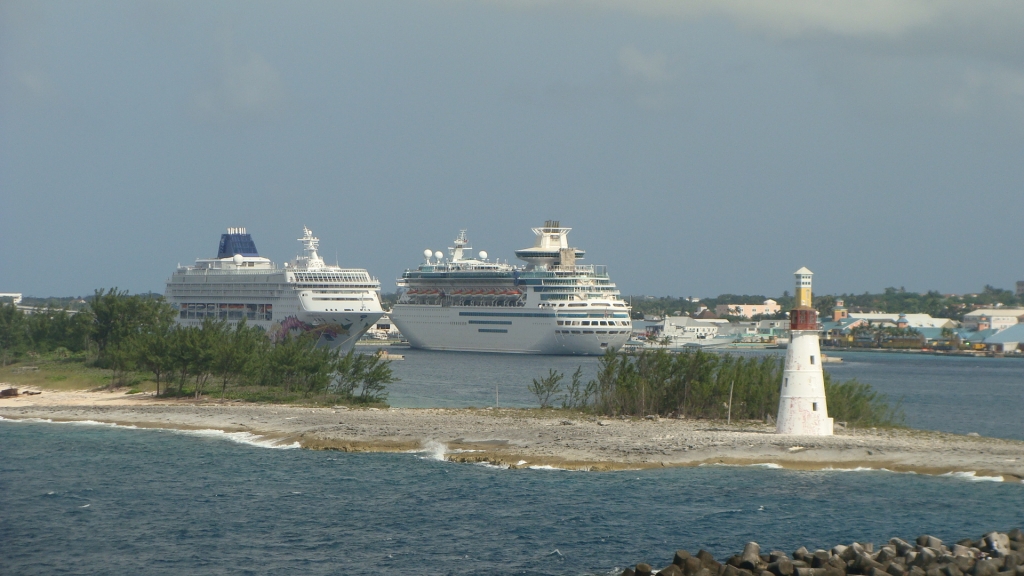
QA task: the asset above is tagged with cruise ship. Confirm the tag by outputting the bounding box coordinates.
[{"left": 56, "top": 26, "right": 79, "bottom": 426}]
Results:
[
  {"left": 165, "top": 227, "right": 384, "bottom": 352},
  {"left": 389, "top": 221, "right": 632, "bottom": 354}
]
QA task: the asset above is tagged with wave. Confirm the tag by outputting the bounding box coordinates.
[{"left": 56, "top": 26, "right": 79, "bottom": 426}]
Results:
[
  {"left": 940, "top": 471, "right": 1005, "bottom": 483},
  {"left": 0, "top": 416, "right": 299, "bottom": 449}
]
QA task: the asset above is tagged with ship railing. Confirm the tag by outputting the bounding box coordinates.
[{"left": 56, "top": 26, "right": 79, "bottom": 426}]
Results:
[{"left": 547, "top": 264, "right": 607, "bottom": 275}]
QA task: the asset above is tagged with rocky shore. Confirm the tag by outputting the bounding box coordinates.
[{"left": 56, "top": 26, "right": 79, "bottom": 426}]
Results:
[
  {"left": 619, "top": 530, "right": 1024, "bottom": 576},
  {"left": 1, "top": 390, "right": 1023, "bottom": 479}
]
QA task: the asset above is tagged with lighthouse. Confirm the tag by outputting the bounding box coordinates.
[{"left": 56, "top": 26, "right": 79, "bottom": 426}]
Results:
[{"left": 776, "top": 267, "right": 833, "bottom": 435}]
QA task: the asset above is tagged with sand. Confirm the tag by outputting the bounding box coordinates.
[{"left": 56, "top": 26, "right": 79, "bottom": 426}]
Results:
[{"left": 2, "top": 388, "right": 1022, "bottom": 480}]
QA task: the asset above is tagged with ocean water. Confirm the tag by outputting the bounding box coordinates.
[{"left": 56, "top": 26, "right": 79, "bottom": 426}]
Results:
[
  {"left": 385, "top": 349, "right": 1024, "bottom": 440},
  {"left": 2, "top": 419, "right": 1023, "bottom": 575}
]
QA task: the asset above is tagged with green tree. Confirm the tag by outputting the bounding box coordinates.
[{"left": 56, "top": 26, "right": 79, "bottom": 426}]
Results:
[{"left": 529, "top": 369, "right": 563, "bottom": 408}]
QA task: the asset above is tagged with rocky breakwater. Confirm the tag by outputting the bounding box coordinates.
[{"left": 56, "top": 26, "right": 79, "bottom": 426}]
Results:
[{"left": 619, "top": 529, "right": 1024, "bottom": 576}]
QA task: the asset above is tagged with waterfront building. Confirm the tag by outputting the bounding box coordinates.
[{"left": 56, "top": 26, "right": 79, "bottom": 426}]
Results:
[
  {"left": 846, "top": 313, "right": 957, "bottom": 329},
  {"left": 777, "top": 267, "right": 833, "bottom": 436},
  {"left": 962, "top": 309, "right": 1024, "bottom": 331},
  {"left": 714, "top": 299, "right": 780, "bottom": 318},
  {"left": 983, "top": 323, "right": 1024, "bottom": 353},
  {"left": 659, "top": 316, "right": 720, "bottom": 341}
]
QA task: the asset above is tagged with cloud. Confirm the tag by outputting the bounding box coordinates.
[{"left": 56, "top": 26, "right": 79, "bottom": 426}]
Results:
[
  {"left": 618, "top": 45, "right": 670, "bottom": 84},
  {"left": 192, "top": 37, "right": 284, "bottom": 118},
  {"left": 617, "top": 45, "right": 674, "bottom": 111}
]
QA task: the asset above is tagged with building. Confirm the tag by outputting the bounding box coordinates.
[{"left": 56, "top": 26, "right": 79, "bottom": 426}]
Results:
[
  {"left": 962, "top": 309, "right": 1024, "bottom": 331},
  {"left": 777, "top": 267, "right": 833, "bottom": 436},
  {"left": 983, "top": 323, "right": 1024, "bottom": 353},
  {"left": 659, "top": 316, "right": 720, "bottom": 341},
  {"left": 0, "top": 293, "right": 23, "bottom": 305},
  {"left": 715, "top": 299, "right": 781, "bottom": 318},
  {"left": 846, "top": 313, "right": 957, "bottom": 329}
]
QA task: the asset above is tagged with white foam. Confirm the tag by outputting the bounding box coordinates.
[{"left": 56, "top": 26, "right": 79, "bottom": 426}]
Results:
[
  {"left": 527, "top": 464, "right": 578, "bottom": 471},
  {"left": 168, "top": 428, "right": 300, "bottom": 449},
  {"left": 515, "top": 460, "right": 528, "bottom": 466},
  {"left": 747, "top": 463, "right": 783, "bottom": 469},
  {"left": 418, "top": 440, "right": 448, "bottom": 461},
  {"left": 940, "top": 471, "right": 1004, "bottom": 483},
  {"left": 473, "top": 461, "right": 509, "bottom": 469},
  {"left": 0, "top": 416, "right": 298, "bottom": 449},
  {"left": 0, "top": 416, "right": 138, "bottom": 429}
]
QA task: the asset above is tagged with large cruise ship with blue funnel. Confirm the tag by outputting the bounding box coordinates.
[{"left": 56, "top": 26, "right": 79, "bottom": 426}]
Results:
[
  {"left": 389, "top": 221, "right": 632, "bottom": 355},
  {"left": 165, "top": 227, "right": 384, "bottom": 352}
]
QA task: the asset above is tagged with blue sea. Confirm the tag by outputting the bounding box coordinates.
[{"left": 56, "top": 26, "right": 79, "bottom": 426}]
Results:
[{"left": 2, "top": 351, "right": 1022, "bottom": 575}]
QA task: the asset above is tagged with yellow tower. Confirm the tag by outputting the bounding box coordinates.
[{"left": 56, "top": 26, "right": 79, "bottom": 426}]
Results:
[{"left": 795, "top": 267, "right": 813, "bottom": 309}]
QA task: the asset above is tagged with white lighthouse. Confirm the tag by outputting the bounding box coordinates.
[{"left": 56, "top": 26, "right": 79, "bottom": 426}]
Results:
[{"left": 776, "top": 267, "right": 833, "bottom": 435}]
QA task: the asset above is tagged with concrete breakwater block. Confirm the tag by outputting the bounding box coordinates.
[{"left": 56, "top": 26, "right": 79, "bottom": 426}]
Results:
[{"left": 618, "top": 529, "right": 1024, "bottom": 576}]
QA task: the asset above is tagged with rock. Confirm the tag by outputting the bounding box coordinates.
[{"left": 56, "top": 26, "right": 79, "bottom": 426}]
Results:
[
  {"left": 775, "top": 552, "right": 795, "bottom": 563},
  {"left": 742, "top": 543, "right": 763, "bottom": 570},
  {"left": 658, "top": 565, "right": 684, "bottom": 576},
  {"left": 914, "top": 548, "right": 939, "bottom": 568},
  {"left": 636, "top": 563, "right": 654, "bottom": 576},
  {"left": 729, "top": 556, "right": 746, "bottom": 568},
  {"left": 1005, "top": 554, "right": 1022, "bottom": 570},
  {"left": 942, "top": 565, "right": 964, "bottom": 576},
  {"left": 919, "top": 537, "right": 944, "bottom": 550},
  {"left": 724, "top": 564, "right": 741, "bottom": 576},
  {"left": 833, "top": 547, "right": 849, "bottom": 558},
  {"left": 674, "top": 550, "right": 693, "bottom": 566},
  {"left": 877, "top": 548, "right": 897, "bottom": 564},
  {"left": 892, "top": 540, "right": 915, "bottom": 557},
  {"left": 698, "top": 551, "right": 718, "bottom": 566},
  {"left": 1008, "top": 530, "right": 1024, "bottom": 544},
  {"left": 870, "top": 567, "right": 890, "bottom": 576},
  {"left": 985, "top": 534, "right": 1012, "bottom": 557},
  {"left": 796, "top": 568, "right": 825, "bottom": 576},
  {"left": 974, "top": 560, "right": 1003, "bottom": 576},
  {"left": 824, "top": 568, "right": 846, "bottom": 576},
  {"left": 794, "top": 548, "right": 810, "bottom": 562},
  {"left": 812, "top": 551, "right": 831, "bottom": 568},
  {"left": 682, "top": 557, "right": 703, "bottom": 576},
  {"left": 954, "top": 557, "right": 976, "bottom": 572},
  {"left": 598, "top": 420, "right": 612, "bottom": 426},
  {"left": 907, "top": 568, "right": 925, "bottom": 576},
  {"left": 769, "top": 559, "right": 795, "bottom": 576},
  {"left": 0, "top": 388, "right": 18, "bottom": 397},
  {"left": 887, "top": 564, "right": 907, "bottom": 576},
  {"left": 953, "top": 546, "right": 974, "bottom": 558},
  {"left": 852, "top": 553, "right": 886, "bottom": 575},
  {"left": 623, "top": 569, "right": 636, "bottom": 576}
]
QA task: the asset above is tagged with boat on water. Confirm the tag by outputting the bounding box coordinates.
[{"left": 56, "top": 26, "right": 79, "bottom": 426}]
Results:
[
  {"left": 388, "top": 221, "right": 632, "bottom": 355},
  {"left": 165, "top": 227, "right": 384, "bottom": 352}
]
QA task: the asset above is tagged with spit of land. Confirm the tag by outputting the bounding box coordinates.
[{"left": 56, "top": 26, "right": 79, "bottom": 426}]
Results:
[{"left": 1, "top": 389, "right": 1021, "bottom": 481}]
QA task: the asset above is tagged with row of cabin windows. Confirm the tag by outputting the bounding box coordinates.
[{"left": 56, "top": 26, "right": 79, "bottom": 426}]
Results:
[
  {"left": 180, "top": 303, "right": 273, "bottom": 321},
  {"left": 557, "top": 320, "right": 629, "bottom": 327}
]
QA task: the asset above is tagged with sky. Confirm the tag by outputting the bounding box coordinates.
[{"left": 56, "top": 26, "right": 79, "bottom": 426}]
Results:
[{"left": 2, "top": 0, "right": 1023, "bottom": 299}]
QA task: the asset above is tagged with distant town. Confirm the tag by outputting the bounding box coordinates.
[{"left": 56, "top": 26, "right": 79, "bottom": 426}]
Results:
[{"left": 4, "top": 280, "right": 1024, "bottom": 356}]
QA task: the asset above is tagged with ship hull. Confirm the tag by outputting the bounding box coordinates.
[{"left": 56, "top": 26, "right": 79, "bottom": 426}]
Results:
[
  {"left": 166, "top": 278, "right": 382, "bottom": 353},
  {"left": 389, "top": 304, "right": 630, "bottom": 355}
]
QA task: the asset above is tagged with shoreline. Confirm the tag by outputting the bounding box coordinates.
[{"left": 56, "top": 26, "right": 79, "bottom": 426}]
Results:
[{"left": 2, "top": 390, "right": 1022, "bottom": 480}]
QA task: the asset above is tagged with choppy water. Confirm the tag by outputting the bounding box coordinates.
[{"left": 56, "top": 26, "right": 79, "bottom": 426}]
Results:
[
  {"left": 2, "top": 419, "right": 1023, "bottom": 575},
  {"left": 385, "top": 349, "right": 1024, "bottom": 440}
]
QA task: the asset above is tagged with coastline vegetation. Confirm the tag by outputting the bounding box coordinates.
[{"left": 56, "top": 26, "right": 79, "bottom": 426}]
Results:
[
  {"left": 531, "top": 349, "right": 905, "bottom": 428},
  {"left": 629, "top": 285, "right": 1022, "bottom": 321},
  {"left": 0, "top": 289, "right": 393, "bottom": 405}
]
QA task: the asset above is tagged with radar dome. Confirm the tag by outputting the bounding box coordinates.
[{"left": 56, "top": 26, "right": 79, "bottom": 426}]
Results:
[
  {"left": 424, "top": 249, "right": 433, "bottom": 259},
  {"left": 434, "top": 251, "right": 444, "bottom": 260},
  {"left": 478, "top": 251, "right": 488, "bottom": 260},
  {"left": 232, "top": 254, "right": 243, "bottom": 265}
]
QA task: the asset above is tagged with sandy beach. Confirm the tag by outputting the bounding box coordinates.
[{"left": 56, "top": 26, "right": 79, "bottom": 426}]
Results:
[{"left": 2, "top": 388, "right": 1022, "bottom": 481}]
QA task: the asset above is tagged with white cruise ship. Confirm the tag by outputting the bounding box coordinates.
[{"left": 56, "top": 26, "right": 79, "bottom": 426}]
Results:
[
  {"left": 165, "top": 227, "right": 384, "bottom": 352},
  {"left": 389, "top": 221, "right": 632, "bottom": 355}
]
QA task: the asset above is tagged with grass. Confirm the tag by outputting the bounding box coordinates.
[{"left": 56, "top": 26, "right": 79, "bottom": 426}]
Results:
[{"left": 0, "top": 354, "right": 115, "bottom": 391}]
